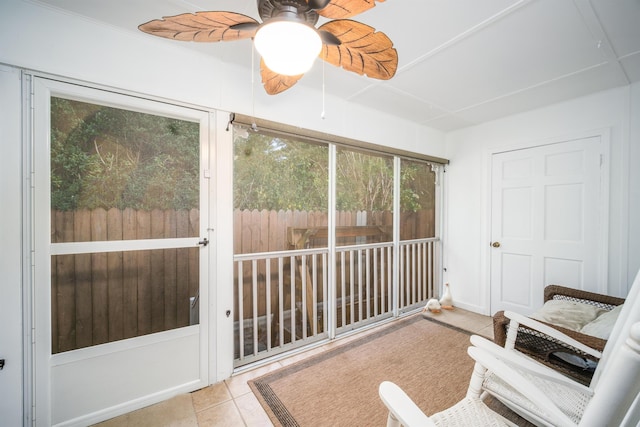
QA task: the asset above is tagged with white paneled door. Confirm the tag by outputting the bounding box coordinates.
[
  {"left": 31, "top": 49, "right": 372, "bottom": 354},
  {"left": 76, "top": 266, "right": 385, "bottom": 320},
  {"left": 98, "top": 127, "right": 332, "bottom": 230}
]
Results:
[{"left": 490, "top": 136, "right": 608, "bottom": 315}]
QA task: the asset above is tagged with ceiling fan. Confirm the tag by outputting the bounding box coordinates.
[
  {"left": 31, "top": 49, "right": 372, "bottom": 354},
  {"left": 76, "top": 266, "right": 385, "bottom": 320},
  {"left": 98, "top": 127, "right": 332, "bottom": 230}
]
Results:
[{"left": 138, "top": 0, "right": 398, "bottom": 95}]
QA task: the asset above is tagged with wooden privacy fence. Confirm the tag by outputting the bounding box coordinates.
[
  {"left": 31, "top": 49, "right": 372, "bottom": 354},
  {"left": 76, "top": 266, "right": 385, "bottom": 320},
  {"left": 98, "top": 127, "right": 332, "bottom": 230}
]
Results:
[
  {"left": 50, "top": 208, "right": 434, "bottom": 354},
  {"left": 233, "top": 208, "right": 435, "bottom": 254},
  {"left": 51, "top": 208, "right": 199, "bottom": 354}
]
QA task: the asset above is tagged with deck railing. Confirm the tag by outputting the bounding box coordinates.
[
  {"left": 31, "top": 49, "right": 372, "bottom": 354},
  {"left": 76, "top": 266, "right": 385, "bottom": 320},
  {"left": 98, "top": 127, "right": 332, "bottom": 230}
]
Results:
[{"left": 233, "top": 237, "right": 439, "bottom": 366}]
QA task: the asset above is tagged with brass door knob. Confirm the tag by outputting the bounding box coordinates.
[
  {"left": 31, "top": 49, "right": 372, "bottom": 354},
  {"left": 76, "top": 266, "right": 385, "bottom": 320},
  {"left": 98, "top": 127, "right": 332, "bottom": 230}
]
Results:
[{"left": 492, "top": 241, "right": 501, "bottom": 248}]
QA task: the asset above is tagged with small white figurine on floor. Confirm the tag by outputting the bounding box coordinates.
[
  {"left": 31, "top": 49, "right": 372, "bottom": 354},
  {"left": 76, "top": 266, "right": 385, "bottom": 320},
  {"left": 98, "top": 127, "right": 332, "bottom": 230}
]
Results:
[
  {"left": 439, "top": 283, "right": 454, "bottom": 310},
  {"left": 422, "top": 298, "right": 442, "bottom": 314}
]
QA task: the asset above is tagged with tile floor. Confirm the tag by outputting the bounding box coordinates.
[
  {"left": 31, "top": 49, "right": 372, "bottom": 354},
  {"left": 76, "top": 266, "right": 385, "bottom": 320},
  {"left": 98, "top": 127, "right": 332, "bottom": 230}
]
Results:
[{"left": 94, "top": 308, "right": 494, "bottom": 427}]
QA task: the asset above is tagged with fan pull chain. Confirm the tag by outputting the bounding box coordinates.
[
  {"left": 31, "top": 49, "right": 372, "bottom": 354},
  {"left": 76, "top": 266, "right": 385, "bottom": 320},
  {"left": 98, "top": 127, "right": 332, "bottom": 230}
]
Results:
[
  {"left": 321, "top": 54, "right": 326, "bottom": 120},
  {"left": 250, "top": 45, "right": 258, "bottom": 131}
]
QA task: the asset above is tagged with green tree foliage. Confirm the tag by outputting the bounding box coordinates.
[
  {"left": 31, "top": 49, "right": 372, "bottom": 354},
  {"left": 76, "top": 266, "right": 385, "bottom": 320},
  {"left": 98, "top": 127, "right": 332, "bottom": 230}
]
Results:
[
  {"left": 233, "top": 128, "right": 436, "bottom": 213},
  {"left": 51, "top": 97, "right": 199, "bottom": 211},
  {"left": 233, "top": 131, "right": 329, "bottom": 211},
  {"left": 336, "top": 149, "right": 394, "bottom": 211},
  {"left": 400, "top": 159, "right": 436, "bottom": 212}
]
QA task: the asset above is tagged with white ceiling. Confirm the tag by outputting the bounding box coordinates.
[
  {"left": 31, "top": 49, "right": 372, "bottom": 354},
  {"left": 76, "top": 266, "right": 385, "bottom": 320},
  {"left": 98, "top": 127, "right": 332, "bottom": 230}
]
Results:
[{"left": 33, "top": 0, "right": 640, "bottom": 131}]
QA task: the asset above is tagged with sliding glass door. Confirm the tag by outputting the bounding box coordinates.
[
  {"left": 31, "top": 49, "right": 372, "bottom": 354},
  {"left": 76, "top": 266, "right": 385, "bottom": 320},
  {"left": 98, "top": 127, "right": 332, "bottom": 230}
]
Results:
[
  {"left": 334, "top": 147, "right": 395, "bottom": 333},
  {"left": 231, "top": 123, "right": 442, "bottom": 366}
]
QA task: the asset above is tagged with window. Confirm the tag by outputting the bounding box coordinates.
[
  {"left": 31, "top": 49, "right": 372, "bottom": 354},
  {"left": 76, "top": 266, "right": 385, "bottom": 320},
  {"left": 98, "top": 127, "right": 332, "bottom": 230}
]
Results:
[
  {"left": 233, "top": 130, "right": 329, "bottom": 254},
  {"left": 398, "top": 159, "right": 439, "bottom": 308},
  {"left": 400, "top": 158, "right": 437, "bottom": 239},
  {"left": 336, "top": 147, "right": 394, "bottom": 244},
  {"left": 50, "top": 97, "right": 201, "bottom": 353}
]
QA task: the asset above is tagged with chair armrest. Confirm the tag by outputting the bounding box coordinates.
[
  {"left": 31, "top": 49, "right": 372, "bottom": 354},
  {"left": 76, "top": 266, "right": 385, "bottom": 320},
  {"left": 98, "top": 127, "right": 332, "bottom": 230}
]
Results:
[
  {"left": 493, "top": 309, "right": 606, "bottom": 355},
  {"left": 504, "top": 311, "right": 602, "bottom": 359},
  {"left": 544, "top": 285, "right": 625, "bottom": 308},
  {"left": 470, "top": 335, "right": 592, "bottom": 392},
  {"left": 467, "top": 346, "right": 578, "bottom": 427},
  {"left": 378, "top": 381, "right": 435, "bottom": 427},
  {"left": 493, "top": 310, "right": 510, "bottom": 346},
  {"left": 493, "top": 309, "right": 604, "bottom": 386}
]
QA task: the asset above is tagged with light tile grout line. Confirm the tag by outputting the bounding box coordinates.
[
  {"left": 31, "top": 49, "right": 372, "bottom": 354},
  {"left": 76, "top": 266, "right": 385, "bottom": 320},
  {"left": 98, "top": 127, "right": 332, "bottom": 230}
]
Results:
[{"left": 228, "top": 381, "right": 251, "bottom": 427}]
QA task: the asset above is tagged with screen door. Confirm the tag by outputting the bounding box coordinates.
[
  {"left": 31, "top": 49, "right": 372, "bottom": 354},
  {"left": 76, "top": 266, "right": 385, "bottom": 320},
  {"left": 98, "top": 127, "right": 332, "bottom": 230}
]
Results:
[{"left": 32, "top": 77, "right": 211, "bottom": 426}]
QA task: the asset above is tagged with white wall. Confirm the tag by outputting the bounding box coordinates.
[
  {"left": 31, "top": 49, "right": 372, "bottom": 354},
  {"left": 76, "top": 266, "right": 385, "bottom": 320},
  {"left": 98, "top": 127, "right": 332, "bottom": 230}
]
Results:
[
  {"left": 444, "top": 83, "right": 640, "bottom": 314},
  {"left": 629, "top": 82, "right": 640, "bottom": 287},
  {"left": 0, "top": 1, "right": 446, "bottom": 424},
  {"left": 0, "top": 65, "right": 24, "bottom": 427}
]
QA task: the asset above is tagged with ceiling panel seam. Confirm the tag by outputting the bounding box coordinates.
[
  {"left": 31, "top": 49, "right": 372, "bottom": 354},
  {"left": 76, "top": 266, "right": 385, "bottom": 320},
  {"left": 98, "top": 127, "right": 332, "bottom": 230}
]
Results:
[
  {"left": 345, "top": 0, "right": 535, "bottom": 107},
  {"left": 573, "top": 0, "right": 630, "bottom": 84},
  {"left": 394, "top": 0, "right": 534, "bottom": 75},
  {"left": 446, "top": 61, "right": 612, "bottom": 115}
]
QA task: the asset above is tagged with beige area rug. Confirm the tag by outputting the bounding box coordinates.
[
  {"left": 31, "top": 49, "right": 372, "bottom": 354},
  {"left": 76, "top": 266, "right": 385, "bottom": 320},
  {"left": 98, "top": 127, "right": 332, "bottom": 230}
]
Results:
[{"left": 249, "top": 315, "right": 532, "bottom": 427}]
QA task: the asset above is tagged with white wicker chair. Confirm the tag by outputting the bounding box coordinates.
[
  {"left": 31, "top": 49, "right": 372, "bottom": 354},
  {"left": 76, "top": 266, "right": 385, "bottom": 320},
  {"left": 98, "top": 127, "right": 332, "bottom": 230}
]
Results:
[
  {"left": 379, "top": 320, "right": 640, "bottom": 427},
  {"left": 379, "top": 271, "right": 640, "bottom": 427},
  {"left": 379, "top": 345, "right": 521, "bottom": 427},
  {"left": 471, "top": 269, "right": 640, "bottom": 426}
]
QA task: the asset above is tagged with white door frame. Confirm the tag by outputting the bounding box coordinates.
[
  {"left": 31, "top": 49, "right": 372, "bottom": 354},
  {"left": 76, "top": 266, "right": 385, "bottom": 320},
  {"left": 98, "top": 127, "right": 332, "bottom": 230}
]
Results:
[
  {"left": 211, "top": 111, "right": 235, "bottom": 383},
  {"left": 483, "top": 129, "right": 610, "bottom": 315},
  {"left": 28, "top": 75, "right": 213, "bottom": 426}
]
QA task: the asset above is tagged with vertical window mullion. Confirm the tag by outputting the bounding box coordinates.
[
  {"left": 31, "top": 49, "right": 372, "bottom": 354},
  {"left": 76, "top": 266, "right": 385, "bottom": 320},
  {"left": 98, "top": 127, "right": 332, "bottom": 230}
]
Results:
[
  {"left": 327, "top": 143, "right": 336, "bottom": 338},
  {"left": 392, "top": 156, "right": 401, "bottom": 316}
]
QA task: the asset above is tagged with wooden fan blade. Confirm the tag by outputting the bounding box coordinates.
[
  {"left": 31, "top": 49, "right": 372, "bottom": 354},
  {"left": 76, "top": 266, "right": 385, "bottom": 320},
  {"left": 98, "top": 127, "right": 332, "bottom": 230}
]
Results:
[
  {"left": 318, "top": 20, "right": 397, "bottom": 80},
  {"left": 230, "top": 22, "right": 260, "bottom": 32},
  {"left": 138, "top": 11, "right": 259, "bottom": 42},
  {"left": 318, "top": 0, "right": 385, "bottom": 19},
  {"left": 260, "top": 58, "right": 304, "bottom": 95}
]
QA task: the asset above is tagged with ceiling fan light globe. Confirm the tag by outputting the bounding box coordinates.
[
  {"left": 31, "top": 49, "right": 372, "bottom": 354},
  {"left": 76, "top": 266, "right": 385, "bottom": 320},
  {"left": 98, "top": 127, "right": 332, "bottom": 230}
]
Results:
[{"left": 254, "top": 21, "right": 322, "bottom": 76}]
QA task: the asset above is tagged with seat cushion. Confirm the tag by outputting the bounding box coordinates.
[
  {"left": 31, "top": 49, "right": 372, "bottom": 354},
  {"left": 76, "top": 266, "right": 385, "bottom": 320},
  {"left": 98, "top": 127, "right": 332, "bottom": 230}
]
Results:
[
  {"left": 530, "top": 300, "right": 605, "bottom": 331},
  {"left": 580, "top": 304, "right": 623, "bottom": 339}
]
